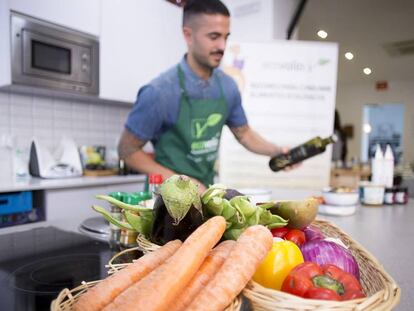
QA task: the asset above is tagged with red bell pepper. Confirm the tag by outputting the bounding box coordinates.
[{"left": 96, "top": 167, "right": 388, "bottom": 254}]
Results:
[{"left": 281, "top": 262, "right": 365, "bottom": 301}]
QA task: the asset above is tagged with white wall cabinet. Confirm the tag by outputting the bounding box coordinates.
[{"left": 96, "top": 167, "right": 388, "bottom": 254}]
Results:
[
  {"left": 2, "top": 0, "right": 186, "bottom": 103},
  {"left": 100, "top": 0, "right": 185, "bottom": 103},
  {"left": 1, "top": 0, "right": 100, "bottom": 87},
  {"left": 0, "top": 0, "right": 10, "bottom": 86},
  {"left": 9, "top": 0, "right": 101, "bottom": 36}
]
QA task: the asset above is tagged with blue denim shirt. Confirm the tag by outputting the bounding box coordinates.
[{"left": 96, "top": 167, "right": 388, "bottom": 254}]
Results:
[{"left": 125, "top": 56, "right": 248, "bottom": 145}]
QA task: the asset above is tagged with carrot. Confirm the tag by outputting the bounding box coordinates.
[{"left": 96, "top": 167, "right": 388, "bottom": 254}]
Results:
[
  {"left": 103, "top": 216, "right": 226, "bottom": 311},
  {"left": 186, "top": 225, "right": 273, "bottom": 311},
  {"left": 168, "top": 240, "right": 236, "bottom": 311},
  {"left": 72, "top": 240, "right": 181, "bottom": 311}
]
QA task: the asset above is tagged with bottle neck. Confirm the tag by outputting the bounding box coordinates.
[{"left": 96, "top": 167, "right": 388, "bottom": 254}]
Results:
[{"left": 322, "top": 135, "right": 337, "bottom": 147}]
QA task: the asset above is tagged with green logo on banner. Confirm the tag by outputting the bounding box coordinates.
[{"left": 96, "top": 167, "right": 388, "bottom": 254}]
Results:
[
  {"left": 318, "top": 58, "right": 330, "bottom": 66},
  {"left": 192, "top": 113, "right": 222, "bottom": 139}
]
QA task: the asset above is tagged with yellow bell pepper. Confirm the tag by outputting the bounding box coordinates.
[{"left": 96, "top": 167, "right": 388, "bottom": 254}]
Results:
[{"left": 253, "top": 240, "right": 304, "bottom": 290}]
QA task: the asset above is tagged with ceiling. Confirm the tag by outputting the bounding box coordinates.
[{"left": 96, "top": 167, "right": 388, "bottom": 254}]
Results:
[{"left": 297, "top": 0, "right": 414, "bottom": 84}]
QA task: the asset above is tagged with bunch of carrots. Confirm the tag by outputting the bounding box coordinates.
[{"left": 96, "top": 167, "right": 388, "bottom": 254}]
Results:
[{"left": 72, "top": 216, "right": 273, "bottom": 311}]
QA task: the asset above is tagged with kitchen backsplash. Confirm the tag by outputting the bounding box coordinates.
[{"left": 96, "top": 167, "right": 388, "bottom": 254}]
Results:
[{"left": 0, "top": 90, "right": 131, "bottom": 151}]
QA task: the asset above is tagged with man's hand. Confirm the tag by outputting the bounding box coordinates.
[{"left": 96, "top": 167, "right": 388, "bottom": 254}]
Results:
[{"left": 277, "top": 147, "right": 302, "bottom": 171}]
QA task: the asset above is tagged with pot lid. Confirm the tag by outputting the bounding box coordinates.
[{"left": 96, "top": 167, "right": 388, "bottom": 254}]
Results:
[{"left": 79, "top": 217, "right": 110, "bottom": 240}]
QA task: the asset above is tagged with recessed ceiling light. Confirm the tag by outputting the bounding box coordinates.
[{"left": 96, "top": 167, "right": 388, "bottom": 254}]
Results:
[
  {"left": 317, "top": 30, "right": 328, "bottom": 39},
  {"left": 345, "top": 52, "right": 354, "bottom": 60},
  {"left": 363, "top": 123, "right": 372, "bottom": 134},
  {"left": 363, "top": 67, "right": 372, "bottom": 75}
]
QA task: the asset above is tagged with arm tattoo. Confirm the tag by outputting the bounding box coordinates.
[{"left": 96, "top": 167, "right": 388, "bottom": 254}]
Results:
[
  {"left": 117, "top": 129, "right": 147, "bottom": 160},
  {"left": 230, "top": 125, "right": 249, "bottom": 143}
]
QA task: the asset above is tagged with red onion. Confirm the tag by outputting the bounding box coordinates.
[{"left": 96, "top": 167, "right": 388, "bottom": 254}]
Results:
[
  {"left": 301, "top": 239, "right": 360, "bottom": 279},
  {"left": 303, "top": 225, "right": 324, "bottom": 241}
]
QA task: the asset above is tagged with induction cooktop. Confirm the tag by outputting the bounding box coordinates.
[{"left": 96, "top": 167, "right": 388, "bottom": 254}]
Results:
[{"left": 0, "top": 227, "right": 112, "bottom": 311}]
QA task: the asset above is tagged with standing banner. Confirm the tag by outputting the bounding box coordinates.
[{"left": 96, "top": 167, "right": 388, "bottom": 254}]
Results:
[{"left": 219, "top": 41, "right": 338, "bottom": 189}]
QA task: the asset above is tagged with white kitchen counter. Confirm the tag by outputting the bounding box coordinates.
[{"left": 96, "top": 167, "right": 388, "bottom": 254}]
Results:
[{"left": 0, "top": 174, "right": 146, "bottom": 193}]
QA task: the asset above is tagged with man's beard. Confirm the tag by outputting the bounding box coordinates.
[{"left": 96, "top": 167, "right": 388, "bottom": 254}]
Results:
[{"left": 194, "top": 50, "right": 224, "bottom": 70}]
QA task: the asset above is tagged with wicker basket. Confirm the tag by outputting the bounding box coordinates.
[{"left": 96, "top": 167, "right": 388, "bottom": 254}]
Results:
[
  {"left": 243, "top": 219, "right": 401, "bottom": 311},
  {"left": 51, "top": 280, "right": 242, "bottom": 311},
  {"left": 51, "top": 244, "right": 242, "bottom": 311}
]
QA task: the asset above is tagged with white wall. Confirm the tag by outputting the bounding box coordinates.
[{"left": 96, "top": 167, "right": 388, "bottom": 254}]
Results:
[
  {"left": 0, "top": 90, "right": 130, "bottom": 153},
  {"left": 223, "top": 0, "right": 274, "bottom": 41},
  {"left": 100, "top": 0, "right": 185, "bottom": 102},
  {"left": 10, "top": 0, "right": 101, "bottom": 36},
  {"left": 336, "top": 80, "right": 414, "bottom": 164},
  {"left": 223, "top": 0, "right": 300, "bottom": 41}
]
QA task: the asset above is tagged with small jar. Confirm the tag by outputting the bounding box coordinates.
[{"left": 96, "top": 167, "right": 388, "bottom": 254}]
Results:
[
  {"left": 395, "top": 187, "right": 409, "bottom": 204},
  {"left": 384, "top": 187, "right": 395, "bottom": 205},
  {"left": 119, "top": 228, "right": 138, "bottom": 249},
  {"left": 108, "top": 192, "right": 126, "bottom": 246},
  {"left": 149, "top": 173, "right": 163, "bottom": 198},
  {"left": 119, "top": 193, "right": 141, "bottom": 248}
]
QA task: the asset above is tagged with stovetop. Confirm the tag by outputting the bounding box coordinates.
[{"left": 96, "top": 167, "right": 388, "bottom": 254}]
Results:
[{"left": 0, "top": 227, "right": 112, "bottom": 311}]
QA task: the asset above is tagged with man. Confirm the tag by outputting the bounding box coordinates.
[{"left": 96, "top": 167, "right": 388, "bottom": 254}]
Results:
[{"left": 118, "top": 0, "right": 285, "bottom": 191}]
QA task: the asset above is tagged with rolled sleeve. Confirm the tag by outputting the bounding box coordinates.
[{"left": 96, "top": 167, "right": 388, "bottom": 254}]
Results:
[
  {"left": 225, "top": 81, "right": 248, "bottom": 128},
  {"left": 125, "top": 85, "right": 163, "bottom": 142}
]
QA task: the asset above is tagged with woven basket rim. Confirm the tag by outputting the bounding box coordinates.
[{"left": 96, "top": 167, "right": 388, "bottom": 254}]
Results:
[
  {"left": 243, "top": 218, "right": 401, "bottom": 311},
  {"left": 51, "top": 241, "right": 242, "bottom": 311},
  {"left": 51, "top": 278, "right": 243, "bottom": 311}
]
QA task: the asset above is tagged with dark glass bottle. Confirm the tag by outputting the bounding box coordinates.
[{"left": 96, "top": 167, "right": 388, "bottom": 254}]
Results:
[{"left": 269, "top": 134, "right": 338, "bottom": 172}]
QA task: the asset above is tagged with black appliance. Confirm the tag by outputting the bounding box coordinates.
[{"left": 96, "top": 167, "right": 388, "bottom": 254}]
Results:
[{"left": 0, "top": 227, "right": 111, "bottom": 311}]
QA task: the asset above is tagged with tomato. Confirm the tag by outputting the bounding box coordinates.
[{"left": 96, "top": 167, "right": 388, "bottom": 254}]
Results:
[
  {"left": 284, "top": 229, "right": 306, "bottom": 246},
  {"left": 270, "top": 227, "right": 290, "bottom": 238},
  {"left": 304, "top": 287, "right": 341, "bottom": 301}
]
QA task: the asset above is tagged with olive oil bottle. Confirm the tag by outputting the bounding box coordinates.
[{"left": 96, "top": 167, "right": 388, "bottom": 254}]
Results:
[{"left": 269, "top": 134, "right": 338, "bottom": 172}]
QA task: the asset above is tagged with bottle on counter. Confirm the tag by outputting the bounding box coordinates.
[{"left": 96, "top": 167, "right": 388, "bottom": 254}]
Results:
[
  {"left": 384, "top": 187, "right": 395, "bottom": 205},
  {"left": 269, "top": 134, "right": 337, "bottom": 172},
  {"left": 148, "top": 173, "right": 163, "bottom": 198},
  {"left": 119, "top": 193, "right": 141, "bottom": 249},
  {"left": 108, "top": 191, "right": 126, "bottom": 248},
  {"left": 383, "top": 144, "right": 394, "bottom": 188},
  {"left": 118, "top": 159, "right": 127, "bottom": 175},
  {"left": 395, "top": 187, "right": 409, "bottom": 204},
  {"left": 371, "top": 144, "right": 384, "bottom": 185}
]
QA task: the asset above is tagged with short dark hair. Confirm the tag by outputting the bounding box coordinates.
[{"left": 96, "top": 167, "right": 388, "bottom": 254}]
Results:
[{"left": 183, "top": 0, "right": 230, "bottom": 26}]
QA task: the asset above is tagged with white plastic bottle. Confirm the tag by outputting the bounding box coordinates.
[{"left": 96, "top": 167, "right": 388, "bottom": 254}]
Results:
[
  {"left": 383, "top": 144, "right": 394, "bottom": 188},
  {"left": 0, "top": 134, "right": 14, "bottom": 183},
  {"left": 371, "top": 144, "right": 384, "bottom": 185}
]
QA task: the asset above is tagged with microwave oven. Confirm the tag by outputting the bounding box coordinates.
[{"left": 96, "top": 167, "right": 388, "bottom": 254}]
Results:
[{"left": 11, "top": 12, "right": 99, "bottom": 95}]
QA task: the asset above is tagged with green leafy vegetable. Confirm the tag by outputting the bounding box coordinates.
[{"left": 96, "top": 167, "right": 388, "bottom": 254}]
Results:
[{"left": 201, "top": 184, "right": 288, "bottom": 240}]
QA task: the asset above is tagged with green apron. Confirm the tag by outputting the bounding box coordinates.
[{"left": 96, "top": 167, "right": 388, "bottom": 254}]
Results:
[{"left": 154, "top": 65, "right": 228, "bottom": 187}]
